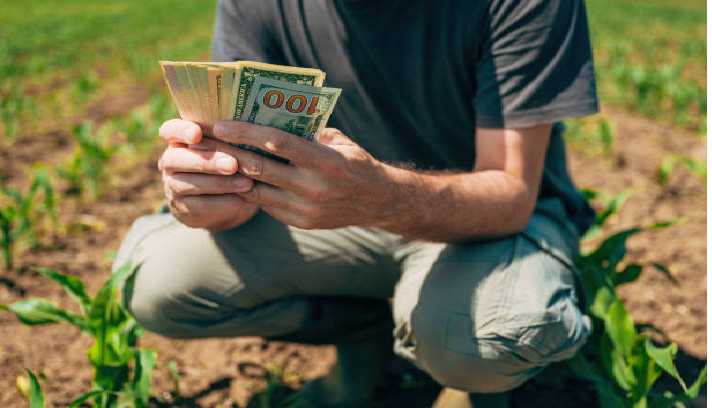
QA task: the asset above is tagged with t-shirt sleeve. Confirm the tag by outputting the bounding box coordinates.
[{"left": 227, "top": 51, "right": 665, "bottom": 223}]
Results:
[
  {"left": 474, "top": 0, "right": 599, "bottom": 129},
  {"left": 211, "top": 0, "right": 269, "bottom": 62}
]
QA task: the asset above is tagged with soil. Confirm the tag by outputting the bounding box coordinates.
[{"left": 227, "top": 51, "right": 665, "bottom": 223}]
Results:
[{"left": 0, "top": 96, "right": 706, "bottom": 407}]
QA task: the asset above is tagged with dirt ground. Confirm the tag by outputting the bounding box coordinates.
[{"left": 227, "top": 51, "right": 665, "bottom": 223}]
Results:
[{"left": 0, "top": 102, "right": 706, "bottom": 406}]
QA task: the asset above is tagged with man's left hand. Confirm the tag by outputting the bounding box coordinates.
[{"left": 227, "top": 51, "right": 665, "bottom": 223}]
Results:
[{"left": 212, "top": 121, "right": 395, "bottom": 230}]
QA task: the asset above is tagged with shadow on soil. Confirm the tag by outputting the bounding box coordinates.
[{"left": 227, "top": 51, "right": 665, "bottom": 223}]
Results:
[{"left": 149, "top": 337, "right": 705, "bottom": 407}]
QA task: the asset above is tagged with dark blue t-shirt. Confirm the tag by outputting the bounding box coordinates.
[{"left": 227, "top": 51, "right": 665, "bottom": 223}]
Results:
[{"left": 211, "top": 0, "right": 599, "bottom": 238}]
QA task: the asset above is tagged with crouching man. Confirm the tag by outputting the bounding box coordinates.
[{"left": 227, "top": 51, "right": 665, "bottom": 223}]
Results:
[{"left": 115, "top": 0, "right": 598, "bottom": 406}]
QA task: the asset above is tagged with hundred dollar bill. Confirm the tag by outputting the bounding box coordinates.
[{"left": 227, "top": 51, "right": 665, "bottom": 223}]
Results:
[
  {"left": 231, "top": 61, "right": 326, "bottom": 121},
  {"left": 240, "top": 77, "right": 340, "bottom": 141},
  {"left": 158, "top": 60, "right": 334, "bottom": 145}
]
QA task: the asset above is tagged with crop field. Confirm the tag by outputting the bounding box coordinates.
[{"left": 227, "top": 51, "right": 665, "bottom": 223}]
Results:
[{"left": 0, "top": 0, "right": 706, "bottom": 406}]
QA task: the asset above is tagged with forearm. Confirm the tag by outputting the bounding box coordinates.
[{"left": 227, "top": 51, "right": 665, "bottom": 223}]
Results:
[{"left": 371, "top": 164, "right": 538, "bottom": 242}]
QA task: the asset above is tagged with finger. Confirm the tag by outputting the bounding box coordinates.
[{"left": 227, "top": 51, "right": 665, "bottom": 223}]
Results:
[
  {"left": 238, "top": 182, "right": 299, "bottom": 210},
  {"left": 213, "top": 121, "right": 334, "bottom": 167},
  {"left": 165, "top": 172, "right": 253, "bottom": 196},
  {"left": 192, "top": 137, "right": 308, "bottom": 192},
  {"left": 171, "top": 194, "right": 246, "bottom": 214},
  {"left": 231, "top": 147, "right": 307, "bottom": 192},
  {"left": 159, "top": 118, "right": 202, "bottom": 144},
  {"left": 170, "top": 194, "right": 251, "bottom": 227},
  {"left": 317, "top": 128, "right": 356, "bottom": 146},
  {"left": 159, "top": 145, "right": 238, "bottom": 175}
]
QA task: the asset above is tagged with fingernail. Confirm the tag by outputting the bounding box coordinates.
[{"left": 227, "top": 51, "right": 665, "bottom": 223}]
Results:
[
  {"left": 233, "top": 176, "right": 252, "bottom": 192},
  {"left": 215, "top": 155, "right": 236, "bottom": 173}
]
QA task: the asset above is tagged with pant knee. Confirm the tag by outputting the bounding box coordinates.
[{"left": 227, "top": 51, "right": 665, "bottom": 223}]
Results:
[
  {"left": 124, "top": 257, "right": 211, "bottom": 339},
  {"left": 114, "top": 215, "right": 242, "bottom": 338},
  {"left": 406, "top": 300, "right": 591, "bottom": 393}
]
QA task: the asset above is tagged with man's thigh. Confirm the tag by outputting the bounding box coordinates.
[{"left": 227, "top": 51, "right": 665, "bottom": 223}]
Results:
[
  {"left": 114, "top": 210, "right": 399, "bottom": 336},
  {"left": 392, "top": 225, "right": 591, "bottom": 393}
]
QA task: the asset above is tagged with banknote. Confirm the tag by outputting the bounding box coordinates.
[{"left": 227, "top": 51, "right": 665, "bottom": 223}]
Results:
[
  {"left": 240, "top": 77, "right": 341, "bottom": 141},
  {"left": 231, "top": 61, "right": 326, "bottom": 121},
  {"left": 159, "top": 60, "right": 339, "bottom": 158}
]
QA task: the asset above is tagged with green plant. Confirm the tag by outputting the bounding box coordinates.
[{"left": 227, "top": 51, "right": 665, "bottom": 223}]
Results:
[
  {"left": 0, "top": 167, "right": 57, "bottom": 270},
  {"left": 0, "top": 263, "right": 157, "bottom": 407},
  {"left": 580, "top": 189, "right": 631, "bottom": 241},
  {"left": 656, "top": 154, "right": 707, "bottom": 186},
  {"left": 564, "top": 117, "right": 616, "bottom": 157},
  {"left": 27, "top": 370, "right": 45, "bottom": 408},
  {"left": 0, "top": 85, "right": 33, "bottom": 140},
  {"left": 568, "top": 191, "right": 706, "bottom": 407},
  {"left": 73, "top": 72, "right": 100, "bottom": 103},
  {"left": 596, "top": 119, "right": 615, "bottom": 156},
  {"left": 57, "top": 121, "right": 115, "bottom": 199},
  {"left": 253, "top": 364, "right": 302, "bottom": 408},
  {"left": 167, "top": 360, "right": 182, "bottom": 400}
]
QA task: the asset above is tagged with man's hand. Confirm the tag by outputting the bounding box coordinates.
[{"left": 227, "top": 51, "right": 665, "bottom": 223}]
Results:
[
  {"left": 213, "top": 122, "right": 395, "bottom": 230},
  {"left": 157, "top": 119, "right": 259, "bottom": 231}
]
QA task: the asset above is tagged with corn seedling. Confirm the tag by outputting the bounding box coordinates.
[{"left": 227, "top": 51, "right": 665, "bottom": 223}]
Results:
[
  {"left": 18, "top": 370, "right": 46, "bottom": 408},
  {"left": 73, "top": 71, "right": 100, "bottom": 104},
  {"left": 57, "top": 122, "right": 116, "bottom": 199},
  {"left": 251, "top": 364, "right": 302, "bottom": 408},
  {"left": 167, "top": 360, "right": 182, "bottom": 400},
  {"left": 0, "top": 85, "right": 31, "bottom": 140},
  {"left": 0, "top": 263, "right": 157, "bottom": 407},
  {"left": 121, "top": 110, "right": 153, "bottom": 150},
  {"left": 0, "top": 168, "right": 57, "bottom": 270},
  {"left": 567, "top": 191, "right": 706, "bottom": 407},
  {"left": 564, "top": 117, "right": 616, "bottom": 157},
  {"left": 656, "top": 154, "right": 707, "bottom": 186},
  {"left": 596, "top": 119, "right": 614, "bottom": 156},
  {"left": 580, "top": 189, "right": 631, "bottom": 241}
]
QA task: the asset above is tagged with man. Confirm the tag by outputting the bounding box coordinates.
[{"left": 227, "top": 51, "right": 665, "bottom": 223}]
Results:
[{"left": 115, "top": 0, "right": 598, "bottom": 406}]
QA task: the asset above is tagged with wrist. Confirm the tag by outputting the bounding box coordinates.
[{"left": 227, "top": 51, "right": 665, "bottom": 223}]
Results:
[{"left": 366, "top": 162, "right": 423, "bottom": 230}]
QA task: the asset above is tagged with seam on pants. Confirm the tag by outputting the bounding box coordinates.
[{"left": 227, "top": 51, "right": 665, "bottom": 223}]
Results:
[{"left": 494, "top": 235, "right": 524, "bottom": 329}]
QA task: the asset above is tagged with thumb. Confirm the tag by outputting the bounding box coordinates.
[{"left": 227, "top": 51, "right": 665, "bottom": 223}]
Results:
[{"left": 317, "top": 128, "right": 357, "bottom": 146}]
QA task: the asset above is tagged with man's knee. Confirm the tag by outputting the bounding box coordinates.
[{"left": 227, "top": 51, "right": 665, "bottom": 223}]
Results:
[
  {"left": 124, "top": 257, "right": 204, "bottom": 339},
  {"left": 406, "top": 295, "right": 591, "bottom": 393},
  {"left": 114, "top": 215, "right": 247, "bottom": 338}
]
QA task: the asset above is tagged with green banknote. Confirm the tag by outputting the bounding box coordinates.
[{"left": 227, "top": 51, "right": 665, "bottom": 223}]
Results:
[
  {"left": 240, "top": 77, "right": 341, "bottom": 141},
  {"left": 231, "top": 61, "right": 326, "bottom": 120}
]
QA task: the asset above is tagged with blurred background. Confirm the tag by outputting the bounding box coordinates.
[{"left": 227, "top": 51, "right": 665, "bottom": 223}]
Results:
[{"left": 0, "top": 0, "right": 706, "bottom": 406}]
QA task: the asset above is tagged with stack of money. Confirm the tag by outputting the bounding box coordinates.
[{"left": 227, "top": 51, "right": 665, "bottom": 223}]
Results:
[{"left": 159, "top": 60, "right": 341, "bottom": 142}]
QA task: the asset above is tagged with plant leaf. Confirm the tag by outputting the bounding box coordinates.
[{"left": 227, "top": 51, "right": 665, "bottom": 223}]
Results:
[
  {"left": 648, "top": 262, "right": 679, "bottom": 285},
  {"left": 685, "top": 365, "right": 707, "bottom": 399},
  {"left": 657, "top": 155, "right": 677, "bottom": 185},
  {"left": 644, "top": 339, "right": 685, "bottom": 391},
  {"left": 591, "top": 228, "right": 642, "bottom": 275},
  {"left": 88, "top": 262, "right": 138, "bottom": 326},
  {"left": 614, "top": 263, "right": 643, "bottom": 286},
  {"left": 27, "top": 370, "right": 45, "bottom": 408},
  {"left": 131, "top": 349, "right": 157, "bottom": 407},
  {"left": 2, "top": 299, "right": 87, "bottom": 329},
  {"left": 36, "top": 268, "right": 91, "bottom": 314},
  {"left": 68, "top": 390, "right": 106, "bottom": 408},
  {"left": 591, "top": 286, "right": 616, "bottom": 319},
  {"left": 605, "top": 299, "right": 637, "bottom": 356}
]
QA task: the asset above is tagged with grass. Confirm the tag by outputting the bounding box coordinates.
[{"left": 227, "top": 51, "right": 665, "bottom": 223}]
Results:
[
  {"left": 0, "top": 0, "right": 215, "bottom": 138},
  {"left": 586, "top": 0, "right": 706, "bottom": 131}
]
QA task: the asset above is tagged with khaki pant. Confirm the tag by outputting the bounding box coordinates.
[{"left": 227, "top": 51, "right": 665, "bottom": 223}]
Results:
[{"left": 114, "top": 197, "right": 591, "bottom": 393}]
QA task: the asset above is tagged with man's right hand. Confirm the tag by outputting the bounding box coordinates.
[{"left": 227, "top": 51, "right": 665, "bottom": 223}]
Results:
[{"left": 157, "top": 119, "right": 259, "bottom": 231}]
